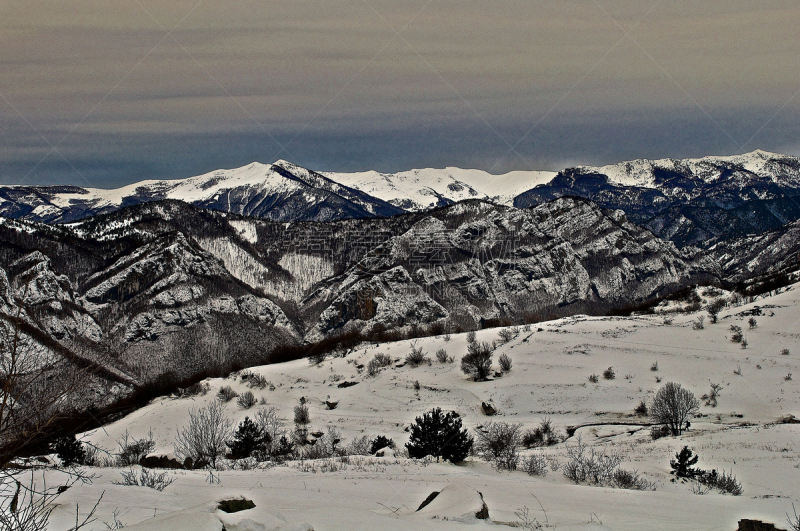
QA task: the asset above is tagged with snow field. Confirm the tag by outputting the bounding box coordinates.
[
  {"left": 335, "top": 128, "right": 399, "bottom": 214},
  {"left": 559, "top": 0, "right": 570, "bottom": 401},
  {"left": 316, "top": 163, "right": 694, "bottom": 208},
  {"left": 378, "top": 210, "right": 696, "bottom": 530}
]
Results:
[{"left": 63, "top": 283, "right": 800, "bottom": 530}]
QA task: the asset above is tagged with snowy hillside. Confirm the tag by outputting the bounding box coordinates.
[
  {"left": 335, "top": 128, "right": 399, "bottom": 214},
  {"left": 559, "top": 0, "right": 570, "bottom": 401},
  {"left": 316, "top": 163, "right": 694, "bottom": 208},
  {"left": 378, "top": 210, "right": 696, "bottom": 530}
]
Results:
[{"left": 42, "top": 283, "right": 800, "bottom": 530}]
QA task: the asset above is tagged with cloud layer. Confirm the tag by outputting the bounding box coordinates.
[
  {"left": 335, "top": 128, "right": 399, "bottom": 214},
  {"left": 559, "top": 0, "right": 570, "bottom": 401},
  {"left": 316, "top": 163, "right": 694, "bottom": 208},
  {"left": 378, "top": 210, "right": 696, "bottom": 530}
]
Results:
[{"left": 1, "top": 1, "right": 799, "bottom": 186}]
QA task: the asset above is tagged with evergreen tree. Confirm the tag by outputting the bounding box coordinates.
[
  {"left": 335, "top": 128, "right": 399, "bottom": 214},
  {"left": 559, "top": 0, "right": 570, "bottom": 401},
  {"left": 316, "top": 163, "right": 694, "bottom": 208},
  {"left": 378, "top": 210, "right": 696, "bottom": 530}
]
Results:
[
  {"left": 370, "top": 435, "right": 394, "bottom": 454},
  {"left": 406, "top": 408, "right": 473, "bottom": 463},
  {"left": 273, "top": 435, "right": 295, "bottom": 461},
  {"left": 50, "top": 434, "right": 86, "bottom": 467},
  {"left": 227, "top": 417, "right": 270, "bottom": 459},
  {"left": 670, "top": 446, "right": 700, "bottom": 478}
]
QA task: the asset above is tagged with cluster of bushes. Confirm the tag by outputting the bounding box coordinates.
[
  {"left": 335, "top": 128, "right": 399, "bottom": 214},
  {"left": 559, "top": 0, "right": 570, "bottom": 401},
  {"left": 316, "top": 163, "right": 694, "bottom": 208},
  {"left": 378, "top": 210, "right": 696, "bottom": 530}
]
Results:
[{"left": 562, "top": 439, "right": 653, "bottom": 490}]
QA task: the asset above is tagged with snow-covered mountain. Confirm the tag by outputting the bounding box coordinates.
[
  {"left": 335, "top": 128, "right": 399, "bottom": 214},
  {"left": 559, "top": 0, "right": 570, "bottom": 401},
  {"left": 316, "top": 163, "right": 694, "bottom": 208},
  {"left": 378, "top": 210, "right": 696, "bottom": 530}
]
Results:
[
  {"left": 2, "top": 150, "right": 800, "bottom": 248},
  {"left": 0, "top": 161, "right": 404, "bottom": 224},
  {"left": 514, "top": 150, "right": 800, "bottom": 246},
  {"left": 0, "top": 162, "right": 555, "bottom": 224},
  {"left": 322, "top": 167, "right": 556, "bottom": 211}
]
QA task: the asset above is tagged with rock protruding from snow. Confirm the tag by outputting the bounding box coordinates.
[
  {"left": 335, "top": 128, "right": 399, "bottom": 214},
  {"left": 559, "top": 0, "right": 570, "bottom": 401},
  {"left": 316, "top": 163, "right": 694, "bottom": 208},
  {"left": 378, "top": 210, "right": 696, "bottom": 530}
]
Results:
[{"left": 414, "top": 484, "right": 490, "bottom": 522}]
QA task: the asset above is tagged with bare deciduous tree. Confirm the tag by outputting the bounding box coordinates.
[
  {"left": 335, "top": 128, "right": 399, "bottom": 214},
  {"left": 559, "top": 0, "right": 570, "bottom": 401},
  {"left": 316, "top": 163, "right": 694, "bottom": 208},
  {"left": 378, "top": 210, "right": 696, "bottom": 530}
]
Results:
[
  {"left": 174, "top": 400, "right": 232, "bottom": 468},
  {"left": 649, "top": 382, "right": 699, "bottom": 436},
  {"left": 1, "top": 309, "right": 102, "bottom": 530}
]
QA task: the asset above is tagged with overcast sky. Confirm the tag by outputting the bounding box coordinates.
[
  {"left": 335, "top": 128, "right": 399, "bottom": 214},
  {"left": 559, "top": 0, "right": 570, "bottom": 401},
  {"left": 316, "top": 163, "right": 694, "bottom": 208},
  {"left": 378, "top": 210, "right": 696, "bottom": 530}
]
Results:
[{"left": 1, "top": 1, "right": 799, "bottom": 187}]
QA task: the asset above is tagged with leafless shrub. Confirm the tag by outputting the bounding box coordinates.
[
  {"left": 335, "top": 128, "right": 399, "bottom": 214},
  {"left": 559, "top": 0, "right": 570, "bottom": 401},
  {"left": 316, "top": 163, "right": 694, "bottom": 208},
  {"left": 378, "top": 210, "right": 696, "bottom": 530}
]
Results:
[
  {"left": 698, "top": 469, "right": 742, "bottom": 495},
  {"left": 741, "top": 339, "right": 748, "bottom": 349},
  {"left": 254, "top": 407, "right": 284, "bottom": 456},
  {"left": 436, "top": 348, "right": 448, "bottom": 363},
  {"left": 174, "top": 400, "right": 233, "bottom": 468},
  {"left": 785, "top": 373, "right": 793, "bottom": 381},
  {"left": 498, "top": 353, "right": 512, "bottom": 371},
  {"left": 610, "top": 468, "right": 655, "bottom": 490},
  {"left": 787, "top": 503, "right": 800, "bottom": 531},
  {"left": 237, "top": 391, "right": 257, "bottom": 409},
  {"left": 602, "top": 367, "right": 615, "bottom": 380},
  {"left": 733, "top": 365, "right": 742, "bottom": 376},
  {"left": 217, "top": 385, "right": 239, "bottom": 402},
  {"left": 692, "top": 316, "right": 705, "bottom": 330},
  {"left": 373, "top": 353, "right": 393, "bottom": 366},
  {"left": 701, "top": 382, "right": 723, "bottom": 407},
  {"left": 650, "top": 362, "right": 659, "bottom": 371},
  {"left": 406, "top": 343, "right": 428, "bottom": 367},
  {"left": 246, "top": 373, "right": 268, "bottom": 389},
  {"left": 474, "top": 422, "right": 523, "bottom": 470},
  {"left": 466, "top": 330, "right": 477, "bottom": 343},
  {"left": 514, "top": 506, "right": 544, "bottom": 530},
  {"left": 497, "top": 328, "right": 515, "bottom": 344},
  {"left": 707, "top": 298, "right": 726, "bottom": 323},
  {"left": 588, "top": 373, "right": 599, "bottom": 383},
  {"left": 0, "top": 471, "right": 103, "bottom": 531},
  {"left": 521, "top": 418, "right": 562, "bottom": 448},
  {"left": 307, "top": 351, "right": 326, "bottom": 365},
  {"left": 114, "top": 467, "right": 175, "bottom": 491},
  {"left": 562, "top": 438, "right": 622, "bottom": 485},
  {"left": 115, "top": 430, "right": 156, "bottom": 466},
  {"left": 346, "top": 435, "right": 372, "bottom": 456},
  {"left": 782, "top": 348, "right": 790, "bottom": 356},
  {"left": 366, "top": 359, "right": 381, "bottom": 377},
  {"left": 294, "top": 404, "right": 311, "bottom": 427},
  {"left": 650, "top": 425, "right": 670, "bottom": 440},
  {"left": 461, "top": 341, "right": 494, "bottom": 381},
  {"left": 521, "top": 453, "right": 548, "bottom": 477},
  {"left": 748, "top": 317, "right": 758, "bottom": 329},
  {"left": 184, "top": 381, "right": 211, "bottom": 397}
]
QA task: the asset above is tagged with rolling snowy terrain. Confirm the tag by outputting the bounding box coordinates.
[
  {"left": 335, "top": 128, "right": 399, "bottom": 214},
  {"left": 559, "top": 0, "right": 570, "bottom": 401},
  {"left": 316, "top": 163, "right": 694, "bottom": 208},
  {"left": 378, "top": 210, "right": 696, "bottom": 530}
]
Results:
[{"left": 38, "top": 283, "right": 800, "bottom": 530}]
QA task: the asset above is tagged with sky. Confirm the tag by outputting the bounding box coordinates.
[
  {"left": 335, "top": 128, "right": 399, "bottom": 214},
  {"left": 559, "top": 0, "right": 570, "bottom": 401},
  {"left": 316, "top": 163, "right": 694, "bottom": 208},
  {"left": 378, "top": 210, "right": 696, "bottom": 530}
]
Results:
[{"left": 1, "top": 1, "right": 799, "bottom": 188}]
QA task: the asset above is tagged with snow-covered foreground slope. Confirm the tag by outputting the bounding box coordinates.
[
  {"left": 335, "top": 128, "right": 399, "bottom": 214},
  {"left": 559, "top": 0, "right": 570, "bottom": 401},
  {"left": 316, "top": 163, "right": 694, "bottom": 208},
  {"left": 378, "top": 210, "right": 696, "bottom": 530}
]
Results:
[
  {"left": 323, "top": 167, "right": 557, "bottom": 210},
  {"left": 53, "top": 284, "right": 800, "bottom": 530}
]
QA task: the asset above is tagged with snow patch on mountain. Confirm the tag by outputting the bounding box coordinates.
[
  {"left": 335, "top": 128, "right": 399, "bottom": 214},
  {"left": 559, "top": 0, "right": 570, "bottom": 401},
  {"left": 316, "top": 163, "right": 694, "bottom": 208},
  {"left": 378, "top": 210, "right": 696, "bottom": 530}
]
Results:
[{"left": 323, "top": 167, "right": 556, "bottom": 210}]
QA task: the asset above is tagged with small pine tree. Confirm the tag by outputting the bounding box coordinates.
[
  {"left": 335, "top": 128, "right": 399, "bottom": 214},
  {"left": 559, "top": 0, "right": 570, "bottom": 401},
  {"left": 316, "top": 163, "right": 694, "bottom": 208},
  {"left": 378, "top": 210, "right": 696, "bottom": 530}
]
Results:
[
  {"left": 406, "top": 408, "right": 473, "bottom": 463},
  {"left": 370, "top": 435, "right": 395, "bottom": 454},
  {"left": 461, "top": 341, "right": 493, "bottom": 381},
  {"left": 670, "top": 446, "right": 700, "bottom": 478},
  {"left": 273, "top": 435, "right": 295, "bottom": 460},
  {"left": 227, "top": 417, "right": 270, "bottom": 459},
  {"left": 50, "top": 434, "right": 86, "bottom": 467}
]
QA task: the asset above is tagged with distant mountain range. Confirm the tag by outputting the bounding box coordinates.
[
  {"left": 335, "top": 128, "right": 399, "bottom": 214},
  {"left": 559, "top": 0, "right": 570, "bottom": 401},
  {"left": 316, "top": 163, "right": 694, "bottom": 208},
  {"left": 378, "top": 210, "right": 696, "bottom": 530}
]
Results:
[
  {"left": 515, "top": 150, "right": 800, "bottom": 247},
  {"left": 2, "top": 150, "right": 799, "bottom": 247}
]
